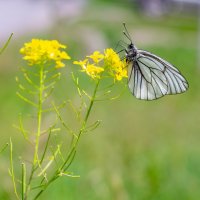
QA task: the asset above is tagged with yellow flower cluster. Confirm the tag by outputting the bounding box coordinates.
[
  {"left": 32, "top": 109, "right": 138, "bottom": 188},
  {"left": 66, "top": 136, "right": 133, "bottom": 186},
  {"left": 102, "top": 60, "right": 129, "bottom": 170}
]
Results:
[
  {"left": 104, "top": 48, "right": 127, "bottom": 81},
  {"left": 73, "top": 48, "right": 127, "bottom": 81},
  {"left": 74, "top": 51, "right": 104, "bottom": 79},
  {"left": 20, "top": 39, "right": 71, "bottom": 68}
]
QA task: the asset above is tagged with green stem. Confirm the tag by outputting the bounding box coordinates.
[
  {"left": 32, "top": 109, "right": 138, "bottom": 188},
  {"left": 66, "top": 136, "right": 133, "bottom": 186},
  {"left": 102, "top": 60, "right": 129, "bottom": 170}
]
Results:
[
  {"left": 33, "top": 79, "right": 100, "bottom": 200},
  {"left": 22, "top": 163, "right": 26, "bottom": 200},
  {"left": 24, "top": 166, "right": 34, "bottom": 200},
  {"left": 86, "top": 80, "right": 100, "bottom": 119},
  {"left": 25, "top": 66, "right": 44, "bottom": 199},
  {"left": 34, "top": 66, "right": 44, "bottom": 165}
]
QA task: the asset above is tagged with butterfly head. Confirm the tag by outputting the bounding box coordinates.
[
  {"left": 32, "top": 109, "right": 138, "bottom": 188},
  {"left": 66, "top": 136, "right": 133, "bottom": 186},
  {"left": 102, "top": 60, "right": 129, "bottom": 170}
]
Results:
[{"left": 125, "top": 43, "right": 137, "bottom": 62}]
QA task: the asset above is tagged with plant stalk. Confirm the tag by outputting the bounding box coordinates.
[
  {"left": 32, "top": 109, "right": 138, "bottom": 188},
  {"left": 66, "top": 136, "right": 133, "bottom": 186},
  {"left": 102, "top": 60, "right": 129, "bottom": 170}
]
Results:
[{"left": 33, "top": 79, "right": 100, "bottom": 199}]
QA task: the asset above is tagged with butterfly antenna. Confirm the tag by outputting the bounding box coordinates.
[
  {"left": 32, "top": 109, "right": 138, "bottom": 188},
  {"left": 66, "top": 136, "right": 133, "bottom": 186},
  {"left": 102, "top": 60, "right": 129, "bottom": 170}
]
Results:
[
  {"left": 123, "top": 22, "right": 133, "bottom": 44},
  {"left": 115, "top": 40, "right": 127, "bottom": 51},
  {"left": 117, "top": 49, "right": 125, "bottom": 54}
]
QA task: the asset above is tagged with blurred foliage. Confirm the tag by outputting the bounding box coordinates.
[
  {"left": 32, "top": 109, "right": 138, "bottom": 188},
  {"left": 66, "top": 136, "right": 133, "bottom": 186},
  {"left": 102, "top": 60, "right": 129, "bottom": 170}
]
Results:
[{"left": 0, "top": 0, "right": 199, "bottom": 199}]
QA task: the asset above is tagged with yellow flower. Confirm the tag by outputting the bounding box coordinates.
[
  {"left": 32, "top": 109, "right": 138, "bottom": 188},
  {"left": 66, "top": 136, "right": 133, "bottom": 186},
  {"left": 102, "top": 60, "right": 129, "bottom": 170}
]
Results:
[
  {"left": 115, "top": 63, "right": 128, "bottom": 81},
  {"left": 104, "top": 48, "right": 120, "bottom": 61},
  {"left": 73, "top": 48, "right": 127, "bottom": 81},
  {"left": 86, "top": 51, "right": 104, "bottom": 63},
  {"left": 73, "top": 59, "right": 104, "bottom": 79},
  {"left": 20, "top": 39, "right": 71, "bottom": 68},
  {"left": 73, "top": 59, "right": 88, "bottom": 68},
  {"left": 84, "top": 64, "right": 104, "bottom": 79}
]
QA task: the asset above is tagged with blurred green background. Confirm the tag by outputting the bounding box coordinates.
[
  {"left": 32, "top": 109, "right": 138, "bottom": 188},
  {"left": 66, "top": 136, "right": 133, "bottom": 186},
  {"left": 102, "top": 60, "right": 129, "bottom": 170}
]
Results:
[{"left": 0, "top": 0, "right": 199, "bottom": 199}]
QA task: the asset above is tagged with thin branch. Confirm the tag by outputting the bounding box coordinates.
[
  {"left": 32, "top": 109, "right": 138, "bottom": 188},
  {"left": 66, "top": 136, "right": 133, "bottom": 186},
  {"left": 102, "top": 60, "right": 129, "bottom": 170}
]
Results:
[
  {"left": 0, "top": 33, "right": 13, "bottom": 55},
  {"left": 44, "top": 81, "right": 56, "bottom": 90},
  {"left": 19, "top": 114, "right": 30, "bottom": 142},
  {"left": 59, "top": 172, "right": 80, "bottom": 178},
  {"left": 37, "top": 145, "right": 60, "bottom": 177},
  {"left": 23, "top": 73, "right": 39, "bottom": 89},
  {"left": 42, "top": 101, "right": 66, "bottom": 113},
  {"left": 0, "top": 143, "right": 8, "bottom": 154},
  {"left": 52, "top": 102, "right": 76, "bottom": 137},
  {"left": 18, "top": 84, "right": 37, "bottom": 95},
  {"left": 71, "top": 72, "right": 82, "bottom": 97},
  {"left": 82, "top": 89, "right": 92, "bottom": 100},
  {"left": 84, "top": 120, "right": 101, "bottom": 133},
  {"left": 9, "top": 138, "right": 20, "bottom": 200},
  {"left": 43, "top": 87, "right": 54, "bottom": 102},
  {"left": 45, "top": 72, "right": 61, "bottom": 83},
  {"left": 40, "top": 128, "right": 52, "bottom": 165},
  {"left": 63, "top": 149, "right": 76, "bottom": 172},
  {"left": 16, "top": 92, "right": 38, "bottom": 107}
]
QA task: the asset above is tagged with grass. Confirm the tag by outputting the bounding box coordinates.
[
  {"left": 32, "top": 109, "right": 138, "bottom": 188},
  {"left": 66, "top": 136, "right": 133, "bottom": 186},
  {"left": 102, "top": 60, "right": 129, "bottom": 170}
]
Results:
[{"left": 0, "top": 1, "right": 199, "bottom": 199}]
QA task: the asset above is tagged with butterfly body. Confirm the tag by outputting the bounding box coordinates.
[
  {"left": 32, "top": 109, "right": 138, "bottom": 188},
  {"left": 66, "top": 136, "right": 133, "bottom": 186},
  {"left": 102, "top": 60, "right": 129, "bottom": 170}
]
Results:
[
  {"left": 126, "top": 43, "right": 138, "bottom": 62},
  {"left": 125, "top": 43, "right": 189, "bottom": 100}
]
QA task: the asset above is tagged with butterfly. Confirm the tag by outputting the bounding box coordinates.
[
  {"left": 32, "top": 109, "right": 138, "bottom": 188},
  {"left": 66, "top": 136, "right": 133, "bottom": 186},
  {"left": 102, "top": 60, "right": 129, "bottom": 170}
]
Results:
[{"left": 123, "top": 23, "right": 189, "bottom": 100}]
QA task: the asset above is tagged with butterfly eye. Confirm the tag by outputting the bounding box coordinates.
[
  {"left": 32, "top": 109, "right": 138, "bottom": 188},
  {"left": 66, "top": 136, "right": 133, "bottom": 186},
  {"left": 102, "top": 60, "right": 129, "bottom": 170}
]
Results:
[{"left": 128, "top": 44, "right": 133, "bottom": 49}]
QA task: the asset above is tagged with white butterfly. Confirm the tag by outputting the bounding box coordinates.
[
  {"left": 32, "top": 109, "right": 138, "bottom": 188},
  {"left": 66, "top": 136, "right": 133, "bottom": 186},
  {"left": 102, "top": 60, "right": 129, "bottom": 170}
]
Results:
[{"left": 123, "top": 24, "right": 189, "bottom": 100}]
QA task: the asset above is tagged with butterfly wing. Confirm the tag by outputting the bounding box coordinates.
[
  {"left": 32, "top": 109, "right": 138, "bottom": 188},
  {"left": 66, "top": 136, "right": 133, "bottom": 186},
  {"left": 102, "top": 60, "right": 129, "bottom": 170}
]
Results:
[
  {"left": 128, "top": 50, "right": 189, "bottom": 100},
  {"left": 128, "top": 54, "right": 168, "bottom": 100},
  {"left": 139, "top": 50, "right": 189, "bottom": 95}
]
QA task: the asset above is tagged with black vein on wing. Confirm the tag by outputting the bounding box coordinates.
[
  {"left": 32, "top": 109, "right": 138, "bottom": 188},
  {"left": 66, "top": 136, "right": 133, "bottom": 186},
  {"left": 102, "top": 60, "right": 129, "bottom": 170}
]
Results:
[
  {"left": 137, "top": 59, "right": 167, "bottom": 86},
  {"left": 135, "top": 61, "right": 166, "bottom": 99},
  {"left": 140, "top": 50, "right": 188, "bottom": 85},
  {"left": 128, "top": 62, "right": 134, "bottom": 83},
  {"left": 165, "top": 70, "right": 177, "bottom": 93}
]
